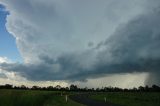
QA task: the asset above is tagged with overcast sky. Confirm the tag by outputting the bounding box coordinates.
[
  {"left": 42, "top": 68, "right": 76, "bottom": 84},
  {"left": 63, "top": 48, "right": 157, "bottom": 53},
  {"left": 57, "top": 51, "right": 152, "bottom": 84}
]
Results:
[{"left": 0, "top": 0, "right": 160, "bottom": 88}]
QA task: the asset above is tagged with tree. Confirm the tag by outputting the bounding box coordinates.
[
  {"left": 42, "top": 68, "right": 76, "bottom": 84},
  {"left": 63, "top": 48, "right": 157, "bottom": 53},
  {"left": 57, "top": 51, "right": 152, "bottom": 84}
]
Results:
[
  {"left": 152, "top": 85, "right": 160, "bottom": 91},
  {"left": 138, "top": 86, "right": 145, "bottom": 91},
  {"left": 55, "top": 85, "right": 61, "bottom": 90},
  {"left": 47, "top": 86, "right": 53, "bottom": 90},
  {"left": 31, "top": 85, "right": 40, "bottom": 90},
  {"left": 4, "top": 84, "right": 13, "bottom": 89},
  {"left": 21, "top": 85, "right": 27, "bottom": 89},
  {"left": 70, "top": 84, "right": 78, "bottom": 91}
]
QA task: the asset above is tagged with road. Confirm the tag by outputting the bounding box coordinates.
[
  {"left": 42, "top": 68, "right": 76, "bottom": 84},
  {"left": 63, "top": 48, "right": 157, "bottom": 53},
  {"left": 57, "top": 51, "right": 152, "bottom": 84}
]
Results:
[{"left": 69, "top": 94, "right": 122, "bottom": 106}]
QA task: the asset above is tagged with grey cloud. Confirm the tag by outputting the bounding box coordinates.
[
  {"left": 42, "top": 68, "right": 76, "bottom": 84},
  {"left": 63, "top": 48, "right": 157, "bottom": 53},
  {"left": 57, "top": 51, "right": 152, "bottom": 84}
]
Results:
[
  {"left": 0, "top": 0, "right": 160, "bottom": 85},
  {"left": 94, "top": 10, "right": 160, "bottom": 85},
  {"left": 0, "top": 73, "right": 7, "bottom": 79}
]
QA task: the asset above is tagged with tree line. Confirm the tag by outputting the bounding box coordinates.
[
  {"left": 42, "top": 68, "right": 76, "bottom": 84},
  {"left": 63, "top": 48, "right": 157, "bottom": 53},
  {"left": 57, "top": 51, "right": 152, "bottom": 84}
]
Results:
[{"left": 0, "top": 84, "right": 160, "bottom": 92}]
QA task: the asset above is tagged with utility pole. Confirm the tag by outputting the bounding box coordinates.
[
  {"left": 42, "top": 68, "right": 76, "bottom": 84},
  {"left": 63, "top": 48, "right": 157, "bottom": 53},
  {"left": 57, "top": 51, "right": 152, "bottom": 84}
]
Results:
[
  {"left": 104, "top": 97, "right": 106, "bottom": 102},
  {"left": 65, "top": 95, "right": 68, "bottom": 102}
]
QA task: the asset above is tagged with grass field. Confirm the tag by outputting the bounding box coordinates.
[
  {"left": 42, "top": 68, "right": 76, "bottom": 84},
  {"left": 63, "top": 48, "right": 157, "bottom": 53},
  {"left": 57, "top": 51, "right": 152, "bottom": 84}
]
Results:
[
  {"left": 1, "top": 89, "right": 160, "bottom": 106},
  {"left": 0, "top": 89, "right": 85, "bottom": 106},
  {"left": 91, "top": 92, "right": 160, "bottom": 106}
]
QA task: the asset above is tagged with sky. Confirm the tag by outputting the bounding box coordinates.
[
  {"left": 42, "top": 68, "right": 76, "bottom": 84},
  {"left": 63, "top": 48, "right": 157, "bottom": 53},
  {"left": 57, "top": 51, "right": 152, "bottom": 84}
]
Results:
[
  {"left": 0, "top": 4, "right": 21, "bottom": 62},
  {"left": 0, "top": 0, "right": 160, "bottom": 88}
]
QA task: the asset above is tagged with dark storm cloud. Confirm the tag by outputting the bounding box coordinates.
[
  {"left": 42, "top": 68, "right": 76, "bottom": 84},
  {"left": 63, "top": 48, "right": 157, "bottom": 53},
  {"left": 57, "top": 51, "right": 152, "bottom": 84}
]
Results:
[
  {"left": 97, "top": 11, "right": 160, "bottom": 70},
  {"left": 0, "top": 0, "right": 160, "bottom": 85},
  {"left": 1, "top": 6, "right": 160, "bottom": 84}
]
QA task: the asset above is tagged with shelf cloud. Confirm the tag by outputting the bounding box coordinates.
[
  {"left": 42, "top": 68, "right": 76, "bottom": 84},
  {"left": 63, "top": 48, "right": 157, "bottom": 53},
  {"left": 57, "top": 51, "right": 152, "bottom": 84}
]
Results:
[{"left": 0, "top": 0, "right": 160, "bottom": 86}]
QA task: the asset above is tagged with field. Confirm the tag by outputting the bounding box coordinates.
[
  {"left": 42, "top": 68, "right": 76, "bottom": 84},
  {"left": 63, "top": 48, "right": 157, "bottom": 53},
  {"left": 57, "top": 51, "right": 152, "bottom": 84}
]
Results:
[
  {"left": 1, "top": 89, "right": 160, "bottom": 106},
  {"left": 91, "top": 92, "right": 160, "bottom": 106},
  {"left": 0, "top": 89, "right": 85, "bottom": 106}
]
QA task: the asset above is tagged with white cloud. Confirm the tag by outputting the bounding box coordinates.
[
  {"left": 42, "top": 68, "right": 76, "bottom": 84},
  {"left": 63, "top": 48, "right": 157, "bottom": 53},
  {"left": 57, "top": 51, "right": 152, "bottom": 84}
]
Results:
[
  {"left": 0, "top": 77, "right": 69, "bottom": 88},
  {"left": 0, "top": 56, "right": 24, "bottom": 81},
  {"left": 0, "top": 57, "right": 11, "bottom": 63}
]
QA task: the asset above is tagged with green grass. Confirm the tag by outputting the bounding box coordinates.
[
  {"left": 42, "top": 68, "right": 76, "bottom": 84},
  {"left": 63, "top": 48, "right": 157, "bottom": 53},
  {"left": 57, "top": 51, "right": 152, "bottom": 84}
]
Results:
[
  {"left": 44, "top": 94, "right": 85, "bottom": 106},
  {"left": 3, "top": 89, "right": 159, "bottom": 106},
  {"left": 91, "top": 92, "right": 160, "bottom": 106},
  {"left": 0, "top": 89, "right": 85, "bottom": 106}
]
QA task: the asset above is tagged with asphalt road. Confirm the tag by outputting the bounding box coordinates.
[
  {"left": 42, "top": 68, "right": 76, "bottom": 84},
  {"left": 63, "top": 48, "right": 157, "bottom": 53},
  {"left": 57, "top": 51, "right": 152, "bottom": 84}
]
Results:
[{"left": 69, "top": 94, "right": 122, "bottom": 106}]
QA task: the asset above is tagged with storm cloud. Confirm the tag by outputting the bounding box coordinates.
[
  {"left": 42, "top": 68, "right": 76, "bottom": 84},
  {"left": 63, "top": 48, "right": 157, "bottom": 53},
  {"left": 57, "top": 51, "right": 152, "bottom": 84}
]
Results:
[{"left": 0, "top": 0, "right": 160, "bottom": 85}]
